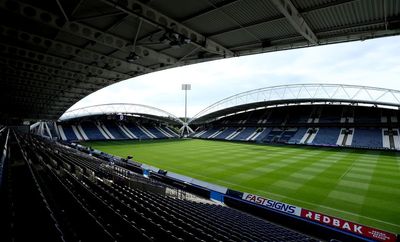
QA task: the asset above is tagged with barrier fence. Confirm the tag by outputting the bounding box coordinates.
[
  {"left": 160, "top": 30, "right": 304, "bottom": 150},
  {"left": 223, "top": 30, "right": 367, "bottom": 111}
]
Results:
[{"left": 241, "top": 193, "right": 397, "bottom": 242}]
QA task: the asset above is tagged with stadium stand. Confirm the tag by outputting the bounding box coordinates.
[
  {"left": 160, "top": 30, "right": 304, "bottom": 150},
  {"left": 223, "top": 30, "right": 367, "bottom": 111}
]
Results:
[
  {"left": 267, "top": 110, "right": 286, "bottom": 125},
  {"left": 137, "top": 125, "right": 157, "bottom": 139},
  {"left": 286, "top": 110, "right": 309, "bottom": 124},
  {"left": 288, "top": 128, "right": 308, "bottom": 144},
  {"left": 262, "top": 128, "right": 284, "bottom": 143},
  {"left": 278, "top": 129, "right": 299, "bottom": 143},
  {"left": 214, "top": 127, "right": 237, "bottom": 140},
  {"left": 231, "top": 127, "right": 257, "bottom": 141},
  {"left": 103, "top": 121, "right": 130, "bottom": 140},
  {"left": 311, "top": 128, "right": 341, "bottom": 146},
  {"left": 253, "top": 128, "right": 272, "bottom": 141},
  {"left": 0, "top": 128, "right": 9, "bottom": 187},
  {"left": 162, "top": 127, "right": 179, "bottom": 138},
  {"left": 125, "top": 123, "right": 152, "bottom": 140},
  {"left": 1, "top": 132, "right": 316, "bottom": 242},
  {"left": 191, "top": 105, "right": 394, "bottom": 150},
  {"left": 199, "top": 127, "right": 219, "bottom": 139},
  {"left": 146, "top": 126, "right": 169, "bottom": 139},
  {"left": 318, "top": 107, "right": 342, "bottom": 124},
  {"left": 56, "top": 118, "right": 179, "bottom": 141},
  {"left": 355, "top": 109, "right": 382, "bottom": 124},
  {"left": 225, "top": 127, "right": 243, "bottom": 140},
  {"left": 62, "top": 125, "right": 79, "bottom": 141},
  {"left": 352, "top": 128, "right": 383, "bottom": 148},
  {"left": 81, "top": 121, "right": 107, "bottom": 140}
]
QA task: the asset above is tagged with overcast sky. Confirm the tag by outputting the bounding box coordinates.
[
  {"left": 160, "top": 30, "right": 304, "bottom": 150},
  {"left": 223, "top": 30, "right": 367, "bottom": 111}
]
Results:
[{"left": 69, "top": 36, "right": 400, "bottom": 118}]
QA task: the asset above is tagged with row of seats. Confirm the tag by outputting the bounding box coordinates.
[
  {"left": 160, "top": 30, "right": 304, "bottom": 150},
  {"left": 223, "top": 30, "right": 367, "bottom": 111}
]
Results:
[
  {"left": 0, "top": 127, "right": 9, "bottom": 187},
  {"left": 211, "top": 105, "right": 398, "bottom": 126},
  {"left": 0, "top": 132, "right": 65, "bottom": 242},
  {"left": 193, "top": 126, "right": 388, "bottom": 149},
  {"left": 352, "top": 128, "right": 383, "bottom": 147},
  {"left": 1, "top": 133, "right": 315, "bottom": 242},
  {"left": 58, "top": 121, "right": 178, "bottom": 141},
  {"left": 311, "top": 128, "right": 341, "bottom": 146}
]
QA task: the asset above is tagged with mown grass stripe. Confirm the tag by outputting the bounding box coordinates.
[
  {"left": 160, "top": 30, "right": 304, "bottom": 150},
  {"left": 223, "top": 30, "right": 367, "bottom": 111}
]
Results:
[{"left": 82, "top": 139, "right": 400, "bottom": 233}]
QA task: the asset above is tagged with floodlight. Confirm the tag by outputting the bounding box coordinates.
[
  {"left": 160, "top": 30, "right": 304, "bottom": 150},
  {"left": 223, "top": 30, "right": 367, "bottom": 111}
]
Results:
[{"left": 126, "top": 52, "right": 140, "bottom": 63}]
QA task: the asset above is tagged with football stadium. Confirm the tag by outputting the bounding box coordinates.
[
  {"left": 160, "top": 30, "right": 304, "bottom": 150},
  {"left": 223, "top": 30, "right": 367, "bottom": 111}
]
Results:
[{"left": 0, "top": 1, "right": 400, "bottom": 242}]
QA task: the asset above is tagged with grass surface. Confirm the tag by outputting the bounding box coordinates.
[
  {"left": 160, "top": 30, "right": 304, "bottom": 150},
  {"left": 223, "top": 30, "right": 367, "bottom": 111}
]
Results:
[{"left": 82, "top": 139, "right": 400, "bottom": 233}]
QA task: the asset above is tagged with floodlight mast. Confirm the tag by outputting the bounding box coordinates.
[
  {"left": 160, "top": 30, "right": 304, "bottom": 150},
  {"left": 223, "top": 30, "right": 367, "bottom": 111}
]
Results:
[
  {"left": 180, "top": 84, "right": 194, "bottom": 136},
  {"left": 182, "top": 84, "right": 190, "bottom": 122}
]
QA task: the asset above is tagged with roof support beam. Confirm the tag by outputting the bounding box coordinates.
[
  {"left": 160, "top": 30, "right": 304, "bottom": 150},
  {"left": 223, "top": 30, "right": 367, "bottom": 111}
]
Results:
[
  {"left": 100, "top": 0, "right": 234, "bottom": 57},
  {"left": 55, "top": 0, "right": 70, "bottom": 22},
  {"left": 1, "top": 94, "right": 75, "bottom": 105},
  {"left": 232, "top": 21, "right": 400, "bottom": 56},
  {"left": 0, "top": 43, "right": 130, "bottom": 80},
  {"left": 180, "top": 0, "right": 241, "bottom": 23},
  {"left": 71, "top": 11, "right": 125, "bottom": 22},
  {"left": 1, "top": 91, "right": 76, "bottom": 104},
  {"left": 270, "top": 0, "right": 318, "bottom": 44},
  {"left": 1, "top": 102, "right": 68, "bottom": 111},
  {"left": 0, "top": 25, "right": 151, "bottom": 74},
  {"left": 0, "top": 82, "right": 87, "bottom": 97},
  {"left": 0, "top": 85, "right": 89, "bottom": 103},
  {"left": 0, "top": 83, "right": 91, "bottom": 102},
  {"left": 0, "top": 106, "right": 65, "bottom": 115},
  {"left": 300, "top": 0, "right": 355, "bottom": 13},
  {"left": 0, "top": 105, "right": 66, "bottom": 116},
  {"left": 207, "top": 0, "right": 354, "bottom": 39},
  {"left": 0, "top": 74, "right": 96, "bottom": 95},
  {"left": 0, "top": 57, "right": 114, "bottom": 88},
  {"left": 0, "top": 55, "right": 110, "bottom": 111},
  {"left": 0, "top": 0, "right": 177, "bottom": 65},
  {"left": 0, "top": 67, "right": 106, "bottom": 91},
  {"left": 77, "top": 13, "right": 129, "bottom": 53}
]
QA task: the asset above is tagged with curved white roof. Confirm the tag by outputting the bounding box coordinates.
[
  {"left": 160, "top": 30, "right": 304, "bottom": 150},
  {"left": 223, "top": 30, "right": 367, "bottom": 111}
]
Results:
[
  {"left": 60, "top": 103, "right": 183, "bottom": 125},
  {"left": 190, "top": 84, "right": 400, "bottom": 123}
]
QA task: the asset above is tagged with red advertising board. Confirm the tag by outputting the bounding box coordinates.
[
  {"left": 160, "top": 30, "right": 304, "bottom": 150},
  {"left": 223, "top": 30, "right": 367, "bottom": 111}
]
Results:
[
  {"left": 241, "top": 193, "right": 397, "bottom": 241},
  {"left": 301, "top": 209, "right": 397, "bottom": 242}
]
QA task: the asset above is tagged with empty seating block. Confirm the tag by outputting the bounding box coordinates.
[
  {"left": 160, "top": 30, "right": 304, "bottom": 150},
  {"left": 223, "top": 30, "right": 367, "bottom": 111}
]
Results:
[
  {"left": 81, "top": 122, "right": 106, "bottom": 140},
  {"left": 232, "top": 127, "right": 257, "bottom": 141},
  {"left": 352, "top": 128, "right": 383, "bottom": 148},
  {"left": 145, "top": 126, "right": 168, "bottom": 138},
  {"left": 312, "top": 128, "right": 341, "bottom": 146},
  {"left": 103, "top": 121, "right": 129, "bottom": 139},
  {"left": 62, "top": 125, "right": 79, "bottom": 140}
]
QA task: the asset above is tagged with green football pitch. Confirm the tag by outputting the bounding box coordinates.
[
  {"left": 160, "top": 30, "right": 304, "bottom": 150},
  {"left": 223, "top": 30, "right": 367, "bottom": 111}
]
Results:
[{"left": 82, "top": 139, "right": 400, "bottom": 233}]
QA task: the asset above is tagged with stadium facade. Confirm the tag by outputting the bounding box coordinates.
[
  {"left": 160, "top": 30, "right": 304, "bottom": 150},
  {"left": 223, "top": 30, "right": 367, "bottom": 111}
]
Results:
[{"left": 190, "top": 84, "right": 400, "bottom": 150}]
